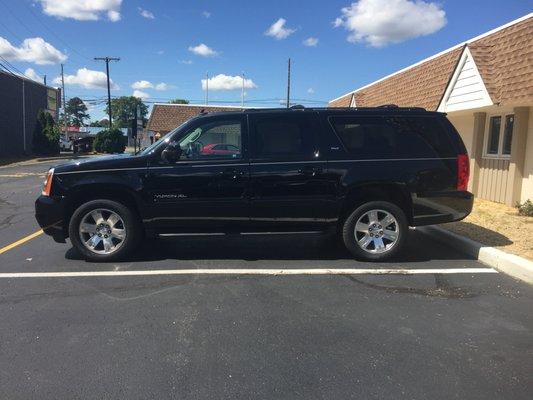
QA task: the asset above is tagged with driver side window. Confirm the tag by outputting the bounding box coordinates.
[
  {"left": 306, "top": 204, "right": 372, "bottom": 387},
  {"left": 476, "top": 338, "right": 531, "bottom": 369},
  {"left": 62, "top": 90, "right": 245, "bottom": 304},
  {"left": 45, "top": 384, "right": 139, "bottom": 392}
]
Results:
[{"left": 178, "top": 119, "right": 242, "bottom": 160}]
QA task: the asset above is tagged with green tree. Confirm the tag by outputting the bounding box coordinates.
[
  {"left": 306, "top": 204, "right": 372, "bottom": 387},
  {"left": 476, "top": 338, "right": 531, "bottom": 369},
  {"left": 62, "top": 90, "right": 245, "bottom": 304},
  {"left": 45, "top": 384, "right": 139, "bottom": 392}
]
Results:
[
  {"left": 32, "top": 110, "right": 60, "bottom": 155},
  {"left": 169, "top": 98, "right": 189, "bottom": 104},
  {"left": 89, "top": 119, "right": 109, "bottom": 127},
  {"left": 65, "top": 97, "right": 89, "bottom": 127},
  {"left": 105, "top": 96, "right": 148, "bottom": 128},
  {"left": 93, "top": 128, "right": 126, "bottom": 154}
]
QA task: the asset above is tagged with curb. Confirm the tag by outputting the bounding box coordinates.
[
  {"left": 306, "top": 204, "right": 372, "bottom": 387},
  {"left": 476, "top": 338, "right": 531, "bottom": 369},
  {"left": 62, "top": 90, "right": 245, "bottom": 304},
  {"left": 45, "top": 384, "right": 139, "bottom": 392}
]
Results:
[{"left": 418, "top": 226, "right": 533, "bottom": 284}]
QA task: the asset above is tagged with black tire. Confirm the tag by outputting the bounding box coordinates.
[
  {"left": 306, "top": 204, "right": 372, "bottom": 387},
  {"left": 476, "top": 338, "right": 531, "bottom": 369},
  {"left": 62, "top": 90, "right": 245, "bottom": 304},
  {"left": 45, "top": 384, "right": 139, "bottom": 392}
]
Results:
[
  {"left": 342, "top": 201, "right": 408, "bottom": 261},
  {"left": 69, "top": 199, "right": 141, "bottom": 262}
]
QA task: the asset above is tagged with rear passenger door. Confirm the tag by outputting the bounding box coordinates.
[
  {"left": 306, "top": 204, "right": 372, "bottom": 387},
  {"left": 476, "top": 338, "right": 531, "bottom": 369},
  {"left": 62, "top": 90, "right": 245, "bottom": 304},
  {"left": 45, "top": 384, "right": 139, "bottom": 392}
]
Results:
[{"left": 248, "top": 112, "right": 330, "bottom": 229}]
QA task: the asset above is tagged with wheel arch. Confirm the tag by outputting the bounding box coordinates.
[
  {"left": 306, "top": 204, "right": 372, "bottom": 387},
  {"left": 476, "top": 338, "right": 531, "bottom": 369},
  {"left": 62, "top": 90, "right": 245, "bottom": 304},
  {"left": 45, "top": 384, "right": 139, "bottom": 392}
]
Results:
[
  {"left": 338, "top": 183, "right": 414, "bottom": 228},
  {"left": 65, "top": 184, "right": 144, "bottom": 229}
]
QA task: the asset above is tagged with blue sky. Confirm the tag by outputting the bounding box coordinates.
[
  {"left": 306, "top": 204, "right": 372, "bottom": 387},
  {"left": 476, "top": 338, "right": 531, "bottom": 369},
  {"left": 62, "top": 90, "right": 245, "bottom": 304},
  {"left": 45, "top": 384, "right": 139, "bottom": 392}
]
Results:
[{"left": 0, "top": 0, "right": 531, "bottom": 121}]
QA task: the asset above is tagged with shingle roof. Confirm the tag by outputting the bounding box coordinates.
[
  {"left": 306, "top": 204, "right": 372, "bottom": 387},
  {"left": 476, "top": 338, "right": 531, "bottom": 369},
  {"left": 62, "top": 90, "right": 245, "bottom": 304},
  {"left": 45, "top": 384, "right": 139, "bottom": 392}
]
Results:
[
  {"left": 146, "top": 104, "right": 242, "bottom": 132},
  {"left": 329, "top": 14, "right": 533, "bottom": 110}
]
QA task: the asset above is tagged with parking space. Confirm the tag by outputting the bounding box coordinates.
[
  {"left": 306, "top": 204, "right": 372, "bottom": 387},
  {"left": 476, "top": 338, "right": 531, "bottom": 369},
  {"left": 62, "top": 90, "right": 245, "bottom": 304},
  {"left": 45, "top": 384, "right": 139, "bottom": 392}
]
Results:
[{"left": 0, "top": 159, "right": 532, "bottom": 399}]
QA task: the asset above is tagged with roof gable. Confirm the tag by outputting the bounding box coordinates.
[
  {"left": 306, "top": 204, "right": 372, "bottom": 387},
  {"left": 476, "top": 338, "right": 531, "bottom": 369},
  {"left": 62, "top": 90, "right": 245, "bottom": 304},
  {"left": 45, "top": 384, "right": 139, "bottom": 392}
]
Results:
[
  {"left": 438, "top": 47, "right": 492, "bottom": 112},
  {"left": 330, "top": 14, "right": 533, "bottom": 110}
]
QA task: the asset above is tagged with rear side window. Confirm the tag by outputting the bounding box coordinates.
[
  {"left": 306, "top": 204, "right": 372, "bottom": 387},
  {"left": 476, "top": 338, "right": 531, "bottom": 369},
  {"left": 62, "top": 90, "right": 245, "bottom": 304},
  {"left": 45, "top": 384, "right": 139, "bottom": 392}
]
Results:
[
  {"left": 329, "top": 115, "right": 455, "bottom": 159},
  {"left": 252, "top": 114, "right": 319, "bottom": 160}
]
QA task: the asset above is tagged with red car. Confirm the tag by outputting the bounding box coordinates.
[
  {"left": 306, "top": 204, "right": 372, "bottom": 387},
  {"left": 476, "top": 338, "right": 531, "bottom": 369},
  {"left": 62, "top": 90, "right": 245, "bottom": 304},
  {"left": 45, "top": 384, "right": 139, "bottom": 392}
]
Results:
[{"left": 200, "top": 143, "right": 240, "bottom": 156}]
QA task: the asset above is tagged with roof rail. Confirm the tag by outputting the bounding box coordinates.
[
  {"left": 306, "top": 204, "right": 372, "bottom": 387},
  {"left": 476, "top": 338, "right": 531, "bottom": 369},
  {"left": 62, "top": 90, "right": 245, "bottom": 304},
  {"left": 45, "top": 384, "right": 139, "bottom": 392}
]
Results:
[{"left": 377, "top": 104, "right": 399, "bottom": 108}]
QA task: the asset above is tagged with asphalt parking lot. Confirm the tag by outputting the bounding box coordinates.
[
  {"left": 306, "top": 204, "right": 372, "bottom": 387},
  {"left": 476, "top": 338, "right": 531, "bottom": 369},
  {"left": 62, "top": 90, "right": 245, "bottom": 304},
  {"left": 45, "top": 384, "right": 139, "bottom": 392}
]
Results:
[{"left": 0, "top": 158, "right": 532, "bottom": 399}]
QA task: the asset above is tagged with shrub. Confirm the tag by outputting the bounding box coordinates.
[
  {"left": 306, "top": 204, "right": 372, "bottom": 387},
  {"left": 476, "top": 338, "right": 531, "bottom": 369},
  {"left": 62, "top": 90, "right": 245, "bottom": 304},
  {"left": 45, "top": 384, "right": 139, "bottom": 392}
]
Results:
[
  {"left": 32, "top": 110, "right": 60, "bottom": 156},
  {"left": 516, "top": 199, "right": 533, "bottom": 217},
  {"left": 93, "top": 128, "right": 126, "bottom": 154}
]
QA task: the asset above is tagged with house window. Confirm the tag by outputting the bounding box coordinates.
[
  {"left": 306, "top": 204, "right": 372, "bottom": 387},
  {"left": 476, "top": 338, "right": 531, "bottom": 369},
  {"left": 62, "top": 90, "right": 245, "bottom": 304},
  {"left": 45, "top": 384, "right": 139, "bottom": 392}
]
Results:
[
  {"left": 485, "top": 114, "right": 514, "bottom": 158},
  {"left": 502, "top": 115, "right": 514, "bottom": 155}
]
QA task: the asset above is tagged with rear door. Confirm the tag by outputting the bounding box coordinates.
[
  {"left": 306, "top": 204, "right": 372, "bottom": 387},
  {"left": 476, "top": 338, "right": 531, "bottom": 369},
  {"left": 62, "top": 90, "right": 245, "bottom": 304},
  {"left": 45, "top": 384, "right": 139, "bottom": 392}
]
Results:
[{"left": 248, "top": 112, "right": 331, "bottom": 230}]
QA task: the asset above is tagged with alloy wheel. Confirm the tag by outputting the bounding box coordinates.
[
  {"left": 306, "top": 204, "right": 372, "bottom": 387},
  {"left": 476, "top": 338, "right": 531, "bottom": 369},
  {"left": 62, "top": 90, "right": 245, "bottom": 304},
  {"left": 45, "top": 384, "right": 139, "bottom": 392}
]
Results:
[
  {"left": 354, "top": 209, "right": 399, "bottom": 254},
  {"left": 79, "top": 208, "right": 127, "bottom": 255}
]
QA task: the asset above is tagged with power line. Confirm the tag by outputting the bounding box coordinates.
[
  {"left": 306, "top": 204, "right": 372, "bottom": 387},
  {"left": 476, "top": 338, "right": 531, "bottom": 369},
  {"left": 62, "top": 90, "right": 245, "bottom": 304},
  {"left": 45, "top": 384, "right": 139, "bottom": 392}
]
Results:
[
  {"left": 0, "top": 55, "right": 25, "bottom": 76},
  {"left": 0, "top": 17, "right": 24, "bottom": 42}
]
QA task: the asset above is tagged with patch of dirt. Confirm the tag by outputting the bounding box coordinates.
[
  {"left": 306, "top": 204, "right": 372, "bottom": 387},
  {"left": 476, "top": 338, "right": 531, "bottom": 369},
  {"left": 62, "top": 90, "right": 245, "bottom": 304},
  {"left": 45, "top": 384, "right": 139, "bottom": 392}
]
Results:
[{"left": 442, "top": 198, "right": 533, "bottom": 261}]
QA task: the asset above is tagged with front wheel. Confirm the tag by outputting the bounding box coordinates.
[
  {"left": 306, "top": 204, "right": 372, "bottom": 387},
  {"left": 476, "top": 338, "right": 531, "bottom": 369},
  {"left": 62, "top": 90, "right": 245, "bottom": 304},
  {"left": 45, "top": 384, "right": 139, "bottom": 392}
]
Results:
[
  {"left": 342, "top": 201, "right": 408, "bottom": 261},
  {"left": 69, "top": 199, "right": 141, "bottom": 262}
]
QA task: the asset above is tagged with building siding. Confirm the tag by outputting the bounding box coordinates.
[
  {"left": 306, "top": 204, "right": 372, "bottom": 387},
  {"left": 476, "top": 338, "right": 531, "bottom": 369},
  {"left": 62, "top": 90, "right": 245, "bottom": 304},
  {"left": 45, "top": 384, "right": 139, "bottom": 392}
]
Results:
[{"left": 0, "top": 72, "right": 59, "bottom": 157}]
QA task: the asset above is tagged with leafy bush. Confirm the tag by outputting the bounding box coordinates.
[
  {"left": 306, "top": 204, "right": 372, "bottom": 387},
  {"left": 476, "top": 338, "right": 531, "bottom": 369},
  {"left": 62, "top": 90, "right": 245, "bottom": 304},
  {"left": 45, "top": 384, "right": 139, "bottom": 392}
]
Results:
[
  {"left": 93, "top": 128, "right": 126, "bottom": 154},
  {"left": 32, "top": 110, "right": 60, "bottom": 156},
  {"left": 516, "top": 199, "right": 533, "bottom": 217}
]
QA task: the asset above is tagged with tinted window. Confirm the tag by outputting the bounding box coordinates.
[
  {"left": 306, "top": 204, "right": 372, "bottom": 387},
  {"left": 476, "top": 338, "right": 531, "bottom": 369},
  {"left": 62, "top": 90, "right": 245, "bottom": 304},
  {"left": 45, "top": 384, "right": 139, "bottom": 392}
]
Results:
[
  {"left": 487, "top": 116, "right": 501, "bottom": 155},
  {"left": 330, "top": 115, "right": 455, "bottom": 159},
  {"left": 252, "top": 114, "right": 318, "bottom": 160},
  {"left": 176, "top": 119, "right": 242, "bottom": 160},
  {"left": 502, "top": 115, "right": 514, "bottom": 155}
]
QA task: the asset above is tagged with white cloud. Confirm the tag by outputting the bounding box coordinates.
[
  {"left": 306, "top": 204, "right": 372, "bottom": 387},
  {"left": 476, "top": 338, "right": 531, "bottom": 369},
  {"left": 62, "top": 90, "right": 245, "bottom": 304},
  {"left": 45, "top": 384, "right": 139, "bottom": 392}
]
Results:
[
  {"left": 138, "top": 7, "right": 155, "bottom": 19},
  {"left": 179, "top": 59, "right": 193, "bottom": 65},
  {"left": 24, "top": 68, "right": 42, "bottom": 82},
  {"left": 0, "top": 36, "right": 67, "bottom": 65},
  {"left": 188, "top": 43, "right": 219, "bottom": 57},
  {"left": 303, "top": 37, "right": 319, "bottom": 47},
  {"left": 133, "top": 89, "right": 149, "bottom": 99},
  {"left": 201, "top": 74, "right": 257, "bottom": 91},
  {"left": 54, "top": 68, "right": 118, "bottom": 89},
  {"left": 202, "top": 11, "right": 211, "bottom": 18},
  {"left": 157, "top": 50, "right": 164, "bottom": 55},
  {"left": 334, "top": 0, "right": 446, "bottom": 47},
  {"left": 37, "top": 0, "right": 122, "bottom": 22},
  {"left": 265, "top": 18, "right": 296, "bottom": 40},
  {"left": 155, "top": 83, "right": 169, "bottom": 91},
  {"left": 307, "top": 88, "right": 315, "bottom": 94},
  {"left": 131, "top": 80, "right": 169, "bottom": 91},
  {"left": 131, "top": 80, "right": 153, "bottom": 90}
]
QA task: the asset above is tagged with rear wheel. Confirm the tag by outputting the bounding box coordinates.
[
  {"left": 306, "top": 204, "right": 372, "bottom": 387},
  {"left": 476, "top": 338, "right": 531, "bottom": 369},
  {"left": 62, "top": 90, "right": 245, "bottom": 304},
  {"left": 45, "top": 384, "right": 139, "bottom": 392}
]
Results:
[
  {"left": 342, "top": 201, "right": 407, "bottom": 261},
  {"left": 69, "top": 199, "right": 141, "bottom": 262}
]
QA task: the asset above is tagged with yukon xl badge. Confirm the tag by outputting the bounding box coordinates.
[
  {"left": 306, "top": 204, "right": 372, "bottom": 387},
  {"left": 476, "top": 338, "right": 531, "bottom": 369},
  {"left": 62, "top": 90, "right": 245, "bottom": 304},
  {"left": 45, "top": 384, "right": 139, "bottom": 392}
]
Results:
[{"left": 154, "top": 193, "right": 187, "bottom": 201}]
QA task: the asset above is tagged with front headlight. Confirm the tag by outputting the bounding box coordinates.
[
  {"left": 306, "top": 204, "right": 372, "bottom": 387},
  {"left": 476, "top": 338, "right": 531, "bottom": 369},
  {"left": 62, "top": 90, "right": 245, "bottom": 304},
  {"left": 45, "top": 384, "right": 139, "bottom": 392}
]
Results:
[{"left": 42, "top": 168, "right": 54, "bottom": 196}]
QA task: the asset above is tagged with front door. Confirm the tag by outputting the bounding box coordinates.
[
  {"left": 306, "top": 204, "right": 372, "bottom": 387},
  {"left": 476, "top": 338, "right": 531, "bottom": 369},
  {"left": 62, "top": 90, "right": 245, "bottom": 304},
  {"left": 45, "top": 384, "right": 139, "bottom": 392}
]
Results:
[
  {"left": 248, "top": 112, "right": 330, "bottom": 230},
  {"left": 144, "top": 115, "right": 250, "bottom": 232}
]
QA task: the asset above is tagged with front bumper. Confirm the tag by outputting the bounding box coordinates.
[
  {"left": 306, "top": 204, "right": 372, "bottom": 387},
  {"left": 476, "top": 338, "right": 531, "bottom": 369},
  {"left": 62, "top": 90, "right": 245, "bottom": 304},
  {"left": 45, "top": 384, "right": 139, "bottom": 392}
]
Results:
[{"left": 35, "top": 195, "right": 67, "bottom": 243}]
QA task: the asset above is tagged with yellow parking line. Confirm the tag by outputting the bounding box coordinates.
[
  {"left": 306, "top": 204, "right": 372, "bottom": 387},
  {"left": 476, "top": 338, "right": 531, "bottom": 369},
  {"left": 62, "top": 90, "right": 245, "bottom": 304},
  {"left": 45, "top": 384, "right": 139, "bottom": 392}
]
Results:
[{"left": 0, "top": 229, "right": 44, "bottom": 255}]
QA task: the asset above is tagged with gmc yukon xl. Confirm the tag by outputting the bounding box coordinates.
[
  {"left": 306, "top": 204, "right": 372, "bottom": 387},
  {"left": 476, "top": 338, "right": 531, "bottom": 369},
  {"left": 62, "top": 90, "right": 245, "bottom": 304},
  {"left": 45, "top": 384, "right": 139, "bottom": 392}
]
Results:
[{"left": 35, "top": 106, "right": 473, "bottom": 261}]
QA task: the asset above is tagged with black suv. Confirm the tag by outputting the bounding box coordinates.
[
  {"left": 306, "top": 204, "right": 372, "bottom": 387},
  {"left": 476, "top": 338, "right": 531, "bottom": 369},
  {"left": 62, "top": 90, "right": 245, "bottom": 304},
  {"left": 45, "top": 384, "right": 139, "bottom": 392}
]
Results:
[{"left": 35, "top": 107, "right": 473, "bottom": 262}]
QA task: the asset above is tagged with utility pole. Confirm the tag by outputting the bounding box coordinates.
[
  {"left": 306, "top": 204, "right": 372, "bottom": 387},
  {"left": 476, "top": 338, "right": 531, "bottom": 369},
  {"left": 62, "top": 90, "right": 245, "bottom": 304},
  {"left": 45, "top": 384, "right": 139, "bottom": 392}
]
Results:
[
  {"left": 286, "top": 58, "right": 291, "bottom": 108},
  {"left": 60, "top": 64, "right": 67, "bottom": 137},
  {"left": 241, "top": 72, "right": 245, "bottom": 108},
  {"left": 205, "top": 72, "right": 209, "bottom": 105},
  {"left": 94, "top": 57, "right": 120, "bottom": 129},
  {"left": 43, "top": 75, "right": 46, "bottom": 86}
]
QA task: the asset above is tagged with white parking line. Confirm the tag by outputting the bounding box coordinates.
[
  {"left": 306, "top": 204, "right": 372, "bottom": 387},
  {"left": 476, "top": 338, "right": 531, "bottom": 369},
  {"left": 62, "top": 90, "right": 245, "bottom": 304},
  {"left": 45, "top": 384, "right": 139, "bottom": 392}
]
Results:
[{"left": 0, "top": 268, "right": 498, "bottom": 279}]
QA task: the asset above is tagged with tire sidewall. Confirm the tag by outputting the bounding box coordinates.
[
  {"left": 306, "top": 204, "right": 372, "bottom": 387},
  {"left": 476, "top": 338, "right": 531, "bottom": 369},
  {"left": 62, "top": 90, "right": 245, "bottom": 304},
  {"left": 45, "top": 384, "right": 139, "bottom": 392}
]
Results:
[
  {"left": 342, "top": 201, "right": 408, "bottom": 261},
  {"left": 68, "top": 199, "right": 140, "bottom": 262}
]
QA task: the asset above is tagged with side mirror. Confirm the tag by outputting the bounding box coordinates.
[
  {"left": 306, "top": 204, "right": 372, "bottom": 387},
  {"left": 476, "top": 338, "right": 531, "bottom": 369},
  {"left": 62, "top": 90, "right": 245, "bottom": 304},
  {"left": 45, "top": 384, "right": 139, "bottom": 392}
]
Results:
[{"left": 161, "top": 142, "right": 182, "bottom": 163}]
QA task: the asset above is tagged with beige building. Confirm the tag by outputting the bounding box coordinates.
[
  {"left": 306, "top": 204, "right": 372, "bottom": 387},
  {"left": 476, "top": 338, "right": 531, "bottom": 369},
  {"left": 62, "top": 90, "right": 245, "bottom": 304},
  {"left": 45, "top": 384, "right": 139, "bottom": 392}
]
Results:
[{"left": 329, "top": 14, "right": 533, "bottom": 206}]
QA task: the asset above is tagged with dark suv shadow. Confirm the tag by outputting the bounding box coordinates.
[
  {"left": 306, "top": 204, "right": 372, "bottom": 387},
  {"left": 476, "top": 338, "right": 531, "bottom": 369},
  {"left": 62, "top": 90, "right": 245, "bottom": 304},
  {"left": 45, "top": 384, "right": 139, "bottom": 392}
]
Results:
[{"left": 65, "top": 229, "right": 477, "bottom": 263}]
